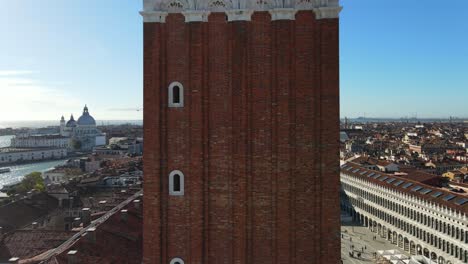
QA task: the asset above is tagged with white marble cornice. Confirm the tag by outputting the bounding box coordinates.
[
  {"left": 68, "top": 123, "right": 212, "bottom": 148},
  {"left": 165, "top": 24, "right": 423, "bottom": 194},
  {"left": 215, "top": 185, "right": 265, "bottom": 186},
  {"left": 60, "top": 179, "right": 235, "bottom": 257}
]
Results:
[
  {"left": 313, "top": 6, "right": 342, "bottom": 19},
  {"left": 140, "top": 11, "right": 169, "bottom": 22},
  {"left": 226, "top": 9, "right": 254, "bottom": 21},
  {"left": 182, "top": 10, "right": 211, "bottom": 22},
  {"left": 269, "top": 8, "right": 297, "bottom": 20},
  {"left": 141, "top": 0, "right": 341, "bottom": 22}
]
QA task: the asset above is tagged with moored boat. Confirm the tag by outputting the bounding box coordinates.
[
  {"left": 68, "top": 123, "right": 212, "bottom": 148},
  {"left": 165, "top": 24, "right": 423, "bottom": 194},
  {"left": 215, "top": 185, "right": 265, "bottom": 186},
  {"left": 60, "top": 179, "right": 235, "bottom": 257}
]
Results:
[{"left": 0, "top": 167, "right": 11, "bottom": 173}]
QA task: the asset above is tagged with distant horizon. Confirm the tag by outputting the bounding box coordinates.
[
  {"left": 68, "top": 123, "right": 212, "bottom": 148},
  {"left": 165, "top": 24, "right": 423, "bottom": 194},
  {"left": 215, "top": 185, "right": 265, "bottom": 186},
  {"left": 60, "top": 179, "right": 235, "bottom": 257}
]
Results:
[
  {"left": 1, "top": 0, "right": 467, "bottom": 120},
  {"left": 0, "top": 119, "right": 143, "bottom": 129},
  {"left": 1, "top": 116, "right": 467, "bottom": 123}
]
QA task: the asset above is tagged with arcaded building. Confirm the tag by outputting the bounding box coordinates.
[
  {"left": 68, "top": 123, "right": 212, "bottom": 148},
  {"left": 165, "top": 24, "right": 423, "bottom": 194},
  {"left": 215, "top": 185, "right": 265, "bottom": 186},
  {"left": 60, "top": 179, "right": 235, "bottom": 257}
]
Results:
[
  {"left": 141, "top": 0, "right": 342, "bottom": 263},
  {"left": 341, "top": 162, "right": 468, "bottom": 264}
]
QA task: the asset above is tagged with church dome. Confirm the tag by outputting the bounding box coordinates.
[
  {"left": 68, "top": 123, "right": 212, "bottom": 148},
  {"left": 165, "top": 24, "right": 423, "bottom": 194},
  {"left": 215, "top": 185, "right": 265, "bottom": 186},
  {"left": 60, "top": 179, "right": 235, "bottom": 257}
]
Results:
[
  {"left": 77, "top": 105, "right": 96, "bottom": 126},
  {"left": 66, "top": 114, "right": 77, "bottom": 127}
]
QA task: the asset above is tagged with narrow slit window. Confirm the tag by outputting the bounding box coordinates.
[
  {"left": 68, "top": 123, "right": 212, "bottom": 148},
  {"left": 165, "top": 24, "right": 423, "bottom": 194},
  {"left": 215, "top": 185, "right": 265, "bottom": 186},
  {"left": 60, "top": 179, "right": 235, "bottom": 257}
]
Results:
[
  {"left": 168, "top": 82, "right": 184, "bottom": 107},
  {"left": 173, "top": 86, "right": 180, "bottom": 104},
  {"left": 169, "top": 170, "right": 184, "bottom": 196},
  {"left": 173, "top": 174, "right": 181, "bottom": 192}
]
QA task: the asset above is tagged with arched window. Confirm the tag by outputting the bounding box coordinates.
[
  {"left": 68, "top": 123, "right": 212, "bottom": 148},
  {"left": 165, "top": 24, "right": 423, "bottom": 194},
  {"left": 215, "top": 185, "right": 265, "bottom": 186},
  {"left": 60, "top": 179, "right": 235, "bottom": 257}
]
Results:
[
  {"left": 170, "top": 258, "right": 184, "bottom": 264},
  {"left": 168, "top": 82, "right": 184, "bottom": 107},
  {"left": 169, "top": 170, "right": 184, "bottom": 196}
]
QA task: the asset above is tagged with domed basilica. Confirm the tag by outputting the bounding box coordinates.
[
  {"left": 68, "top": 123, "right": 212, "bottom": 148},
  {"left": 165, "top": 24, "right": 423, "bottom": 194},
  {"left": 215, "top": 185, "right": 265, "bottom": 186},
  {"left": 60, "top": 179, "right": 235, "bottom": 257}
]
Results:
[{"left": 60, "top": 105, "right": 106, "bottom": 151}]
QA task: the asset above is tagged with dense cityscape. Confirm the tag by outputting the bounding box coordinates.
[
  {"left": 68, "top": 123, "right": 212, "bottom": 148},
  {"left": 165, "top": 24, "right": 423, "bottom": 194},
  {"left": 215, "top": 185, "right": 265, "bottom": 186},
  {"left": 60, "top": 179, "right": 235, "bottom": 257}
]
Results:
[
  {"left": 340, "top": 120, "right": 467, "bottom": 263},
  {"left": 0, "top": 108, "right": 144, "bottom": 263},
  {"left": 1, "top": 113, "right": 466, "bottom": 264},
  {"left": 1, "top": 0, "right": 467, "bottom": 264}
]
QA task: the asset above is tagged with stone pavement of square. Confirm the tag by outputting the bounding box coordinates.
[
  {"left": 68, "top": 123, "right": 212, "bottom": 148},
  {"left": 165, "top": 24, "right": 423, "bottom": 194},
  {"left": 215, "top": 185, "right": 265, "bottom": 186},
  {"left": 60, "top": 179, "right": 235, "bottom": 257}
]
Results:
[{"left": 341, "top": 222, "right": 410, "bottom": 264}]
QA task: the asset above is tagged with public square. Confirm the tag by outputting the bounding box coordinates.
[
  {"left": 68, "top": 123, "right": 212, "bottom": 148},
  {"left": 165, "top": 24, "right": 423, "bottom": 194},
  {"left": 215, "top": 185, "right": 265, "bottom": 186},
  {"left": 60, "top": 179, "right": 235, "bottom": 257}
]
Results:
[{"left": 341, "top": 222, "right": 409, "bottom": 264}]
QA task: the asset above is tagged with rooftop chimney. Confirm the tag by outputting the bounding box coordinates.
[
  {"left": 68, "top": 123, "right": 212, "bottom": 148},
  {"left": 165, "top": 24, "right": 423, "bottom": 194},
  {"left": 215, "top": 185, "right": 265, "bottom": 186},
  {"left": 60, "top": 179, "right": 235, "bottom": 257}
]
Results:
[
  {"left": 98, "top": 200, "right": 107, "bottom": 211},
  {"left": 86, "top": 227, "right": 96, "bottom": 243},
  {"left": 82, "top": 208, "right": 91, "bottom": 226},
  {"left": 73, "top": 217, "right": 81, "bottom": 228},
  {"left": 120, "top": 209, "right": 128, "bottom": 222},
  {"left": 32, "top": 222, "right": 38, "bottom": 230},
  {"left": 67, "top": 250, "right": 78, "bottom": 264},
  {"left": 133, "top": 199, "right": 141, "bottom": 211}
]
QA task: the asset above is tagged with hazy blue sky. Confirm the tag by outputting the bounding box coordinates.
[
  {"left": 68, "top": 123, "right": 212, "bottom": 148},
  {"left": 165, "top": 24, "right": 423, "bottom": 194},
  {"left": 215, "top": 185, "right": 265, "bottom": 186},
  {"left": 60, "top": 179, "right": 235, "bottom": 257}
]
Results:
[{"left": 0, "top": 0, "right": 467, "bottom": 121}]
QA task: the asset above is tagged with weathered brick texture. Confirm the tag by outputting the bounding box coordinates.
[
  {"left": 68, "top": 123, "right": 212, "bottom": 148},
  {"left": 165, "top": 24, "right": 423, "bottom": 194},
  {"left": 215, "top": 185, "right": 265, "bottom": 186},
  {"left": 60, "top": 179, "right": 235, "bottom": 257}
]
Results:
[{"left": 143, "top": 11, "right": 340, "bottom": 264}]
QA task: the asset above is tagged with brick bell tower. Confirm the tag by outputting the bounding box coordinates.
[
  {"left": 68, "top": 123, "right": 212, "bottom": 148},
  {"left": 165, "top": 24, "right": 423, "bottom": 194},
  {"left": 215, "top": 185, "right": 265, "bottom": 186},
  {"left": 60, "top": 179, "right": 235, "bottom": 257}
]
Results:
[{"left": 141, "top": 0, "right": 342, "bottom": 263}]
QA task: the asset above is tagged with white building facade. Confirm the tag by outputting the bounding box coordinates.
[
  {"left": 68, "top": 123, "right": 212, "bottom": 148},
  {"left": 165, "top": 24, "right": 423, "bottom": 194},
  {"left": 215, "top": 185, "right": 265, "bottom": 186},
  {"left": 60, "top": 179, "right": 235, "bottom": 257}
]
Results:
[
  {"left": 0, "top": 148, "right": 67, "bottom": 165},
  {"left": 11, "top": 135, "right": 70, "bottom": 149},
  {"left": 341, "top": 162, "right": 468, "bottom": 264}
]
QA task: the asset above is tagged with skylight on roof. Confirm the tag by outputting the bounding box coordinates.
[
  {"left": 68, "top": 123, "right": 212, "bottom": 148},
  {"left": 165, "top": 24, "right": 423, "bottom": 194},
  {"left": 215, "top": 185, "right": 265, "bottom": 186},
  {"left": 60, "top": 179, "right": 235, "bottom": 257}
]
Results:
[
  {"left": 454, "top": 198, "right": 468, "bottom": 206},
  {"left": 411, "top": 186, "right": 423, "bottom": 192},
  {"left": 367, "top": 172, "right": 375, "bottom": 178},
  {"left": 379, "top": 176, "right": 388, "bottom": 181},
  {"left": 352, "top": 169, "right": 360, "bottom": 173},
  {"left": 443, "top": 194, "right": 456, "bottom": 201},
  {"left": 386, "top": 178, "right": 396, "bottom": 184},
  {"left": 360, "top": 171, "right": 367, "bottom": 175},
  {"left": 341, "top": 165, "right": 348, "bottom": 169},
  {"left": 346, "top": 167, "right": 353, "bottom": 171},
  {"left": 371, "top": 174, "right": 381, "bottom": 179},
  {"left": 431, "top": 191, "right": 443, "bottom": 198},
  {"left": 419, "top": 189, "right": 432, "bottom": 195},
  {"left": 394, "top": 180, "right": 404, "bottom": 186},
  {"left": 402, "top": 183, "right": 413, "bottom": 189}
]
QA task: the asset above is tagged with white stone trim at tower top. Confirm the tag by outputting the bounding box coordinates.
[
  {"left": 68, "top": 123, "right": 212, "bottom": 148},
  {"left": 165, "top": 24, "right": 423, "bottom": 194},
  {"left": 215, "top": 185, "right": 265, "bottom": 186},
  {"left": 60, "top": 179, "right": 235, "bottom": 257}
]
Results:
[{"left": 141, "top": 0, "right": 342, "bottom": 22}]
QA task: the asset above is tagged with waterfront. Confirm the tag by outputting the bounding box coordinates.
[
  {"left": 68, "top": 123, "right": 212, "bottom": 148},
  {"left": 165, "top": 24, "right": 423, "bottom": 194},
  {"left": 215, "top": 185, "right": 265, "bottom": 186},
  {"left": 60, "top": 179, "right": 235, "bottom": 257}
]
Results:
[
  {"left": 0, "top": 158, "right": 68, "bottom": 189},
  {"left": 0, "top": 120, "right": 142, "bottom": 129},
  {"left": 1, "top": 135, "right": 68, "bottom": 189}
]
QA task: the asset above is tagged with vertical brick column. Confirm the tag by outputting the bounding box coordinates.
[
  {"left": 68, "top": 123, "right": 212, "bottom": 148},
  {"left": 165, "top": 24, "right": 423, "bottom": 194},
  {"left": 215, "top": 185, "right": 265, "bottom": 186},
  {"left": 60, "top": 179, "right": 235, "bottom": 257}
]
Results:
[
  {"left": 272, "top": 17, "right": 294, "bottom": 264},
  {"left": 294, "top": 11, "right": 321, "bottom": 263},
  {"left": 207, "top": 13, "right": 233, "bottom": 264},
  {"left": 188, "top": 21, "right": 205, "bottom": 264},
  {"left": 143, "top": 22, "right": 164, "bottom": 264},
  {"left": 249, "top": 12, "right": 274, "bottom": 263},
  {"left": 230, "top": 19, "right": 249, "bottom": 264},
  {"left": 319, "top": 17, "right": 341, "bottom": 264},
  {"left": 166, "top": 13, "right": 189, "bottom": 263}
]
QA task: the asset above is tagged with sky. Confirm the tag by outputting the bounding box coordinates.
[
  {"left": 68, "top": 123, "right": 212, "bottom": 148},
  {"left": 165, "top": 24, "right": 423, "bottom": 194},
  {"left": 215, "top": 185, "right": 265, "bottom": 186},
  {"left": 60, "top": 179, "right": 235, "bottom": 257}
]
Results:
[{"left": 0, "top": 0, "right": 467, "bottom": 121}]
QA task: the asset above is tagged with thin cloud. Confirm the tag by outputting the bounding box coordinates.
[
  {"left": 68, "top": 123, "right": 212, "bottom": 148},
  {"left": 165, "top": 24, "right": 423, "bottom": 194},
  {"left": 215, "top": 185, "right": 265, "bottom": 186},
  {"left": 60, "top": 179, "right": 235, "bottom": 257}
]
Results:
[
  {"left": 0, "top": 70, "right": 36, "bottom": 76},
  {"left": 0, "top": 71, "right": 82, "bottom": 121}
]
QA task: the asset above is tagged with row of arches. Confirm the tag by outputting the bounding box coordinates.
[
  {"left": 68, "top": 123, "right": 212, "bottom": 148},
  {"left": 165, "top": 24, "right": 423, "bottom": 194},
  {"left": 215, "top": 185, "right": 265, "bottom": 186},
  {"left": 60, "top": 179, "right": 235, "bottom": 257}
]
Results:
[
  {"left": 343, "top": 204, "right": 467, "bottom": 264},
  {"left": 341, "top": 181, "right": 467, "bottom": 243},
  {"left": 340, "top": 177, "right": 468, "bottom": 264}
]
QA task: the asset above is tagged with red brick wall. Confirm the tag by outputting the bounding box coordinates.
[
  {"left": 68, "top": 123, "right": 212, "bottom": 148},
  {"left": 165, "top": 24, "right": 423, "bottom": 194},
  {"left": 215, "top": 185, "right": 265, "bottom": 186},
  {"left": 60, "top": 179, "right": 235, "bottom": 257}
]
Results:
[{"left": 143, "top": 11, "right": 340, "bottom": 264}]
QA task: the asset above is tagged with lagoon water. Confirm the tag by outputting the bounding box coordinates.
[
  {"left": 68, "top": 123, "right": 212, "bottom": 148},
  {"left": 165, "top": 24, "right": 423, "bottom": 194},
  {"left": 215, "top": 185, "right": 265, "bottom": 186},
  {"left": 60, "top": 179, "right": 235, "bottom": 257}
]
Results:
[{"left": 0, "top": 135, "right": 67, "bottom": 189}]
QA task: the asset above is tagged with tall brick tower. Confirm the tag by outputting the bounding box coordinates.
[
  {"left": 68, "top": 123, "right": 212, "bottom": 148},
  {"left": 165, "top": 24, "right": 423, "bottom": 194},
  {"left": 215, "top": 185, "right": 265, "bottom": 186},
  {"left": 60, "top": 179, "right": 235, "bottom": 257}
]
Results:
[{"left": 141, "top": 0, "right": 342, "bottom": 263}]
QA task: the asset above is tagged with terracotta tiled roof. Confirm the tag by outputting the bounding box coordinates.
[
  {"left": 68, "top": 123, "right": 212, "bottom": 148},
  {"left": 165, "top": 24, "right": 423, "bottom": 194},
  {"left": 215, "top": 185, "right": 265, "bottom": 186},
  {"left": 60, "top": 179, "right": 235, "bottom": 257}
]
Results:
[
  {"left": 30, "top": 191, "right": 143, "bottom": 264},
  {"left": 0, "top": 194, "right": 58, "bottom": 233},
  {"left": 0, "top": 230, "right": 74, "bottom": 262}
]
